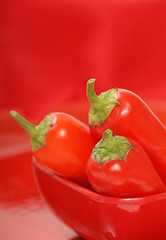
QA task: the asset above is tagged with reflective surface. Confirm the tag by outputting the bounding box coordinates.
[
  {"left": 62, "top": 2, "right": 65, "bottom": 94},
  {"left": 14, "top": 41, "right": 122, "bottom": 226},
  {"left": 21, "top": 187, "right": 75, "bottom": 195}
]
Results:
[
  {"left": 0, "top": 103, "right": 88, "bottom": 240},
  {"left": 1, "top": 101, "right": 166, "bottom": 240},
  {"left": 34, "top": 157, "right": 166, "bottom": 240}
]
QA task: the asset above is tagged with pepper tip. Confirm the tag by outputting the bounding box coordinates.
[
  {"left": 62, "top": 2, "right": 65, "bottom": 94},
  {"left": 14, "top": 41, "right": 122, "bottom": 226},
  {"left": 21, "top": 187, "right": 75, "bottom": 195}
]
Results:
[{"left": 10, "top": 110, "right": 17, "bottom": 118}]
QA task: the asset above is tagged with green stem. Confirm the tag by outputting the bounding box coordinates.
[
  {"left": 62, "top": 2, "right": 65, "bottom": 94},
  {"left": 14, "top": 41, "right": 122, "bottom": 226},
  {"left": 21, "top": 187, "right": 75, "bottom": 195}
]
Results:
[
  {"left": 86, "top": 79, "right": 98, "bottom": 105},
  {"left": 10, "top": 111, "right": 37, "bottom": 138},
  {"left": 86, "top": 79, "right": 119, "bottom": 126},
  {"left": 92, "top": 129, "right": 134, "bottom": 165},
  {"left": 102, "top": 129, "right": 113, "bottom": 142},
  {"left": 10, "top": 111, "right": 52, "bottom": 151}
]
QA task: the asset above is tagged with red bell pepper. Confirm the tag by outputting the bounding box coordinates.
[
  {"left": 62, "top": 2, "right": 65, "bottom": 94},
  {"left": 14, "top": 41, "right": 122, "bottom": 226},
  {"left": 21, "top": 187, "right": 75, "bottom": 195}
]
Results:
[
  {"left": 86, "top": 129, "right": 166, "bottom": 197},
  {"left": 86, "top": 79, "right": 166, "bottom": 184},
  {"left": 10, "top": 111, "right": 95, "bottom": 187}
]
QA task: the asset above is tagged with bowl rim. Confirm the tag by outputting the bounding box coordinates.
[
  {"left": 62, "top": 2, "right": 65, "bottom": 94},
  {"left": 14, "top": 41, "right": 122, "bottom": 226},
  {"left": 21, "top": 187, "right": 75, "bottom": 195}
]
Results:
[{"left": 33, "top": 157, "right": 166, "bottom": 205}]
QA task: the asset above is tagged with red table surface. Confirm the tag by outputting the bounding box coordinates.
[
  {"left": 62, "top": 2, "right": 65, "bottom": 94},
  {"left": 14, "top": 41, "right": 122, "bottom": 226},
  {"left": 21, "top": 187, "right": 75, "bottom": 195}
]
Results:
[{"left": 0, "top": 100, "right": 166, "bottom": 240}]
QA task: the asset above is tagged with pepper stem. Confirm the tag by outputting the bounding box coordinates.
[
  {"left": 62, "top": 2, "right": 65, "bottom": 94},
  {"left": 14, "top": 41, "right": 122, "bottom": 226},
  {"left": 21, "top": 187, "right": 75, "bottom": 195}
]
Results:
[
  {"left": 92, "top": 129, "right": 133, "bottom": 165},
  {"left": 102, "top": 129, "right": 113, "bottom": 142},
  {"left": 10, "top": 111, "right": 52, "bottom": 151},
  {"left": 86, "top": 79, "right": 120, "bottom": 126},
  {"left": 86, "top": 79, "right": 98, "bottom": 105},
  {"left": 10, "top": 111, "right": 37, "bottom": 138}
]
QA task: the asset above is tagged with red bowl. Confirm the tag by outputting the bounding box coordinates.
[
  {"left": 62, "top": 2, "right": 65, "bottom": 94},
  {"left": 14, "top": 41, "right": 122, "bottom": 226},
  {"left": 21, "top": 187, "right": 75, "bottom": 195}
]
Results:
[{"left": 33, "top": 158, "right": 166, "bottom": 240}]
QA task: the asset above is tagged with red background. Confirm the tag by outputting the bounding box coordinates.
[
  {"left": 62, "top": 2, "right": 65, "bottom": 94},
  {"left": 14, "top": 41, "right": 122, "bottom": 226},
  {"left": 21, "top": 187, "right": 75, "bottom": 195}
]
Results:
[
  {"left": 1, "top": 1, "right": 166, "bottom": 239},
  {"left": 1, "top": 0, "right": 166, "bottom": 121}
]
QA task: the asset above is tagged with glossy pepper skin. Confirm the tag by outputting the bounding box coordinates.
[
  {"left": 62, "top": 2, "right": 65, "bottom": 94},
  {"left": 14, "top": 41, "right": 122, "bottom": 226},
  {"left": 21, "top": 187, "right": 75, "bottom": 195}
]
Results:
[
  {"left": 86, "top": 130, "right": 166, "bottom": 198},
  {"left": 87, "top": 79, "right": 166, "bottom": 184},
  {"left": 10, "top": 111, "right": 95, "bottom": 187}
]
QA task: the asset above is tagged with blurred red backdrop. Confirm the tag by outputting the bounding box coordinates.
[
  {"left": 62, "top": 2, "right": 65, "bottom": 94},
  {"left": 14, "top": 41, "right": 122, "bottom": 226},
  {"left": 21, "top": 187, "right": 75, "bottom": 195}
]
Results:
[{"left": 1, "top": 0, "right": 166, "bottom": 120}]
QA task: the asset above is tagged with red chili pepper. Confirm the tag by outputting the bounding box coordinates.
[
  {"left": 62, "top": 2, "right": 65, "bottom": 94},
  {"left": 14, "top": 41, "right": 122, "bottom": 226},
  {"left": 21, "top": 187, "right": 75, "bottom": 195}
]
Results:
[
  {"left": 10, "top": 111, "right": 95, "bottom": 187},
  {"left": 86, "top": 79, "right": 166, "bottom": 184},
  {"left": 86, "top": 129, "right": 166, "bottom": 197}
]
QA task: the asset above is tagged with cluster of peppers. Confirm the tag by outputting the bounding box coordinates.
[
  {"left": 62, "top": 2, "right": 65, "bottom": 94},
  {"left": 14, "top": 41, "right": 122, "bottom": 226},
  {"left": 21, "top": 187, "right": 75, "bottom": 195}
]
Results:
[{"left": 10, "top": 79, "right": 166, "bottom": 198}]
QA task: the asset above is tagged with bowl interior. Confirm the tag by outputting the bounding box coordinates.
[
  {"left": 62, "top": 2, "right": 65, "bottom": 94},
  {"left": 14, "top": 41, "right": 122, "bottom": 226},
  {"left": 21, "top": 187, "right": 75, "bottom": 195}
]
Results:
[{"left": 33, "top": 158, "right": 166, "bottom": 240}]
